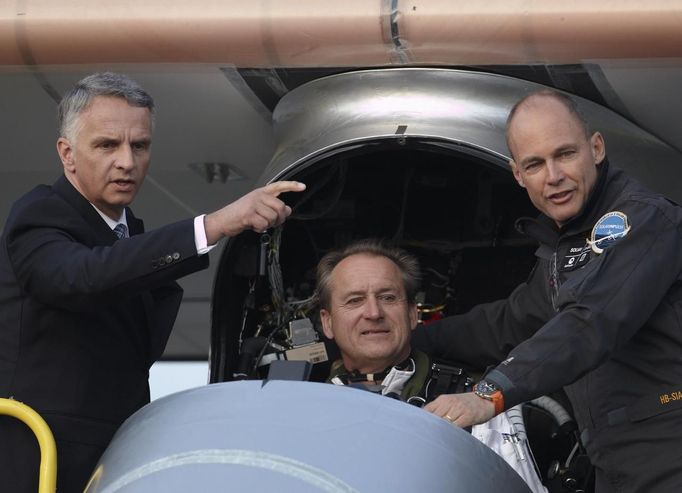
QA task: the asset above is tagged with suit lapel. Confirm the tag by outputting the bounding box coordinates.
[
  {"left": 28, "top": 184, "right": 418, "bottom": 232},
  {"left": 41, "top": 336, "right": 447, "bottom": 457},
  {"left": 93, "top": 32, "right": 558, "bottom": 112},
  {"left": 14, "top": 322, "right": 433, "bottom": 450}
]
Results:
[
  {"left": 125, "top": 209, "right": 144, "bottom": 237},
  {"left": 53, "top": 174, "right": 162, "bottom": 364},
  {"left": 123, "top": 207, "right": 157, "bottom": 363},
  {"left": 52, "top": 175, "right": 120, "bottom": 245}
]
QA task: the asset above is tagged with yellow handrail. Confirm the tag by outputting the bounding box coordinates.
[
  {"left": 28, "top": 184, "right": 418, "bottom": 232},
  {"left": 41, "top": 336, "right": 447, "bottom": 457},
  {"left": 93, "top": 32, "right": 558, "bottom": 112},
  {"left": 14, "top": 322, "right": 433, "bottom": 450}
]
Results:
[{"left": 0, "top": 398, "right": 57, "bottom": 493}]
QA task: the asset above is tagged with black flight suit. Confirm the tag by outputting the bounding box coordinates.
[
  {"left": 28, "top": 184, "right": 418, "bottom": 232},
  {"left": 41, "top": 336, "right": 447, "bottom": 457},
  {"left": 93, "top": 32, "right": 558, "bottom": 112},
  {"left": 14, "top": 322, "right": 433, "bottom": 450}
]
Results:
[{"left": 413, "top": 159, "right": 682, "bottom": 492}]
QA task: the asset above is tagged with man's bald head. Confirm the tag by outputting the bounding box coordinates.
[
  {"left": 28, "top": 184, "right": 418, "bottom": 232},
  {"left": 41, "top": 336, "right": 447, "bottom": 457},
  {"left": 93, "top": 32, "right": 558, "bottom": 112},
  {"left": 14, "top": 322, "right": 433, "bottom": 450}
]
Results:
[{"left": 505, "top": 90, "right": 591, "bottom": 160}]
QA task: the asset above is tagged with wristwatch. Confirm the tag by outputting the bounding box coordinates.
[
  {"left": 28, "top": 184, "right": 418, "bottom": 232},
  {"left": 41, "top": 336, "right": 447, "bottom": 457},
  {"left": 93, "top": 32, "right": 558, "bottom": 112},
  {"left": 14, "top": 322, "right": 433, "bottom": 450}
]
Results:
[{"left": 474, "top": 379, "right": 505, "bottom": 416}]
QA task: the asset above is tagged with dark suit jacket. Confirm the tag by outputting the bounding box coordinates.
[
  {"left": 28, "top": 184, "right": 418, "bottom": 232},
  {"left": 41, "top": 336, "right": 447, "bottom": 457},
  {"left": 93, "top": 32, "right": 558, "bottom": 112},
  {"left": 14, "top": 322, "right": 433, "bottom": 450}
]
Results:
[{"left": 0, "top": 175, "right": 209, "bottom": 491}]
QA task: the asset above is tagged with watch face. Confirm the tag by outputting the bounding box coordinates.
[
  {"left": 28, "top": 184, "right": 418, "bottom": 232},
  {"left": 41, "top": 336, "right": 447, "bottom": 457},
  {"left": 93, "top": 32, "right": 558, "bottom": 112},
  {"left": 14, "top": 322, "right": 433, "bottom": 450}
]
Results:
[{"left": 476, "top": 380, "right": 498, "bottom": 396}]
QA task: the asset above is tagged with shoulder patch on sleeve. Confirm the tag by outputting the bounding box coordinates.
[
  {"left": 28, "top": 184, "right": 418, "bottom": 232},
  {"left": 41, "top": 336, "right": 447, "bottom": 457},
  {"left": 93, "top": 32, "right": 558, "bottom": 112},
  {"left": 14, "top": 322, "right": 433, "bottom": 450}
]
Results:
[{"left": 588, "top": 211, "right": 631, "bottom": 254}]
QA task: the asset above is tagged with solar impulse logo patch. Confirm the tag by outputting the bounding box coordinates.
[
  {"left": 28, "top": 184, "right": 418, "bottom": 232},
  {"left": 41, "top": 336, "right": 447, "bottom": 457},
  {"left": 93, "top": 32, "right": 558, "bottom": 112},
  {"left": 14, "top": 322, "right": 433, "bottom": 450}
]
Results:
[{"left": 588, "top": 211, "right": 631, "bottom": 254}]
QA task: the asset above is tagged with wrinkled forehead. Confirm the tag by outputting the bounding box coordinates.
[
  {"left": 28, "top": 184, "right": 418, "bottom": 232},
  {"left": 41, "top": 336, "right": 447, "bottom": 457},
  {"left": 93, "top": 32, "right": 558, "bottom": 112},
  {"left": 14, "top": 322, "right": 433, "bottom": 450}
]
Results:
[{"left": 329, "top": 253, "right": 405, "bottom": 295}]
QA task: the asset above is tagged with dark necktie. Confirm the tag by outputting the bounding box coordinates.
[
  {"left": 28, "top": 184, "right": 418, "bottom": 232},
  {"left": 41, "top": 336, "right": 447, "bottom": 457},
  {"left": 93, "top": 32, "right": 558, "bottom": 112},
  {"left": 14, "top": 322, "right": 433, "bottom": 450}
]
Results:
[{"left": 113, "top": 223, "right": 128, "bottom": 240}]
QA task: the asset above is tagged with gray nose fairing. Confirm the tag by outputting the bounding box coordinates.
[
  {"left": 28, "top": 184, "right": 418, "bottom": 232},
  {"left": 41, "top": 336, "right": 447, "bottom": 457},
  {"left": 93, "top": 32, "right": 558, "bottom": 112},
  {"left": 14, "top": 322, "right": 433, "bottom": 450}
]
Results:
[{"left": 85, "top": 380, "right": 531, "bottom": 493}]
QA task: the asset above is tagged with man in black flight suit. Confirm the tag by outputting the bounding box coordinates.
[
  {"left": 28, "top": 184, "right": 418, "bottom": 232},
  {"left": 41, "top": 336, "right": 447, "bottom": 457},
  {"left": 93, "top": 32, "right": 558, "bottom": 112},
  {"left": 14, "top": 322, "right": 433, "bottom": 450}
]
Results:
[{"left": 413, "top": 89, "right": 682, "bottom": 492}]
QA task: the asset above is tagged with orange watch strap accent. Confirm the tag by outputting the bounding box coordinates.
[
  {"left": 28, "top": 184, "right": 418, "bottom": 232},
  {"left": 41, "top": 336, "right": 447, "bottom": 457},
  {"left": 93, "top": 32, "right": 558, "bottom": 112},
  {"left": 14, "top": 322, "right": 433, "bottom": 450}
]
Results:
[{"left": 490, "top": 390, "right": 504, "bottom": 416}]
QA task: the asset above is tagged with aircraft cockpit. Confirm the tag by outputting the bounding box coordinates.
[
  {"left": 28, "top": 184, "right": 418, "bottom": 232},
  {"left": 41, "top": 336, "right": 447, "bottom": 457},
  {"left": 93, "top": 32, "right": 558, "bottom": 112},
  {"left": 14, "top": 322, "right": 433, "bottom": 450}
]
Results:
[{"left": 203, "top": 67, "right": 682, "bottom": 491}]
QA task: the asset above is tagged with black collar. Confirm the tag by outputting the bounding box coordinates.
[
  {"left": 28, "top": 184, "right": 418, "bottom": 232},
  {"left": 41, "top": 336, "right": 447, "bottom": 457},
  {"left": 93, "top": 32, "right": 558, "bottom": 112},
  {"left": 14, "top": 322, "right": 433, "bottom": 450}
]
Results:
[{"left": 335, "top": 357, "right": 414, "bottom": 385}]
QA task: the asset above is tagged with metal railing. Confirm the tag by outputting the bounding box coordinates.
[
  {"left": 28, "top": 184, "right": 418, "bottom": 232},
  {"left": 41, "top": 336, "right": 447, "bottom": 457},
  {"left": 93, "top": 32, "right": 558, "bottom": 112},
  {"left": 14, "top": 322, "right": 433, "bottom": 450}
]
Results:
[{"left": 0, "top": 398, "right": 57, "bottom": 493}]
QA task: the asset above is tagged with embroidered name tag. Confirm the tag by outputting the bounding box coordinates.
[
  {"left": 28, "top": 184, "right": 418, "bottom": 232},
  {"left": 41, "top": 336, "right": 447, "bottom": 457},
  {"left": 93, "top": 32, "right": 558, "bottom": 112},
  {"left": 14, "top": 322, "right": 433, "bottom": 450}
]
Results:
[{"left": 558, "top": 242, "right": 591, "bottom": 271}]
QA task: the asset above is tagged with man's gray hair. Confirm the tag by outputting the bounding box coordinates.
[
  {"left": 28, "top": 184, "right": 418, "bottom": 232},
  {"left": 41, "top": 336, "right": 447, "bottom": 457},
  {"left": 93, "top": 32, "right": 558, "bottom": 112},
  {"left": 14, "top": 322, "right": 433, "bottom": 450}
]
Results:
[
  {"left": 315, "top": 239, "right": 421, "bottom": 310},
  {"left": 57, "top": 72, "right": 155, "bottom": 142},
  {"left": 505, "top": 89, "right": 592, "bottom": 157}
]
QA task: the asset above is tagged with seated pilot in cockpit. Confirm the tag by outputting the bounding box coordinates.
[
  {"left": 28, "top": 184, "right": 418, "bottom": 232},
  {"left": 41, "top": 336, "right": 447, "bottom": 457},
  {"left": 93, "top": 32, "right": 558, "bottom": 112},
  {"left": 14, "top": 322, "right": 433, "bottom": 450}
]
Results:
[{"left": 315, "top": 239, "right": 546, "bottom": 493}]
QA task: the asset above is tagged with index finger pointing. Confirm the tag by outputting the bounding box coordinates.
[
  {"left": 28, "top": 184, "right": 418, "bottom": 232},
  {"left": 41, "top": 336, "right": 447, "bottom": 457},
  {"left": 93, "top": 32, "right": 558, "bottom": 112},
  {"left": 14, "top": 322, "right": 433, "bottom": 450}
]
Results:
[{"left": 263, "top": 181, "right": 306, "bottom": 196}]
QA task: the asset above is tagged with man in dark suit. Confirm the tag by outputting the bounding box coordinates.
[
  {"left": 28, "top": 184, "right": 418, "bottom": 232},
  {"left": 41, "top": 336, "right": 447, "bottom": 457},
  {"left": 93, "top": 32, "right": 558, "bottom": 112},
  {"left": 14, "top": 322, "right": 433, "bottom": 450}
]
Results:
[{"left": 0, "top": 72, "right": 305, "bottom": 491}]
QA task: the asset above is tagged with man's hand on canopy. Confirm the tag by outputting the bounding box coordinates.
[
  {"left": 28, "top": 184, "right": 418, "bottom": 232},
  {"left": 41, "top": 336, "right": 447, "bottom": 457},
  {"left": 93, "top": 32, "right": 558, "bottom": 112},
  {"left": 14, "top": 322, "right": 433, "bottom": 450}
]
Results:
[{"left": 424, "top": 392, "right": 495, "bottom": 427}]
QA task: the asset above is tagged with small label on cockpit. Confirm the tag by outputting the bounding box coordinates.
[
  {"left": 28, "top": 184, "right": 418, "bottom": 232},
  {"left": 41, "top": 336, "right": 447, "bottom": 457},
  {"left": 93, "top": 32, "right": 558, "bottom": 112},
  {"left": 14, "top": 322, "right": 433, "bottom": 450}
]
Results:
[{"left": 285, "top": 342, "right": 329, "bottom": 364}]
